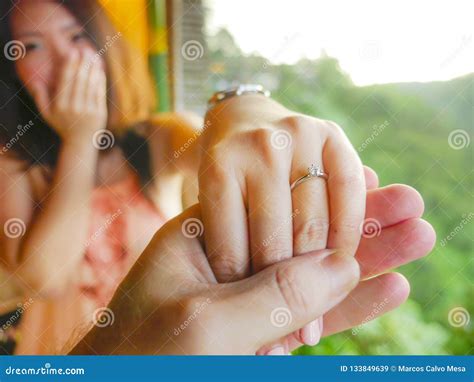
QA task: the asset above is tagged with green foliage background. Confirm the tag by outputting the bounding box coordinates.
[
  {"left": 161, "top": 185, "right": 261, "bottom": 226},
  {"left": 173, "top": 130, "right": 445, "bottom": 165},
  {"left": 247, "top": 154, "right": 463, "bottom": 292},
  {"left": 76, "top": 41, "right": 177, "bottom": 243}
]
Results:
[{"left": 206, "top": 29, "right": 473, "bottom": 355}]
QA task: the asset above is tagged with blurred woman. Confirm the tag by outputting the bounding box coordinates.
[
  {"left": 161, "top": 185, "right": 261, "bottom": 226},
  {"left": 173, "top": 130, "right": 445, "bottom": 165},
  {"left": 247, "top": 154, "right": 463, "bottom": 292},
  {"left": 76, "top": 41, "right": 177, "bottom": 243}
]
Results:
[{"left": 0, "top": 0, "right": 202, "bottom": 354}]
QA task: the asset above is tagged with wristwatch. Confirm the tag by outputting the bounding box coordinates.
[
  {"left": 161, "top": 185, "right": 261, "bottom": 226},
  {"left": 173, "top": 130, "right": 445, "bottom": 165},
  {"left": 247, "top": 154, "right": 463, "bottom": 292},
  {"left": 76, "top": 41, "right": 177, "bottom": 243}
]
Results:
[{"left": 207, "top": 84, "right": 271, "bottom": 109}]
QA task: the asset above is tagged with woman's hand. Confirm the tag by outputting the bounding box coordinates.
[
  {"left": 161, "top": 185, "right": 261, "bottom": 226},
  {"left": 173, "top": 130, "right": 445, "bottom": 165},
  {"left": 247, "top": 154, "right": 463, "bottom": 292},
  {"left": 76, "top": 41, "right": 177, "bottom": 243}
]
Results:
[
  {"left": 199, "top": 95, "right": 365, "bottom": 278},
  {"left": 198, "top": 94, "right": 365, "bottom": 346},
  {"left": 29, "top": 50, "right": 107, "bottom": 142}
]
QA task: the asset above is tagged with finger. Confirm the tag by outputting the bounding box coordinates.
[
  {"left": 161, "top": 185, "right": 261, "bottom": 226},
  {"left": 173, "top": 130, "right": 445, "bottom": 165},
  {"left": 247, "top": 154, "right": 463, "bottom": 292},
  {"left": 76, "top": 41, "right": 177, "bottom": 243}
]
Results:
[
  {"left": 219, "top": 250, "right": 359, "bottom": 352},
  {"left": 283, "top": 272, "right": 410, "bottom": 353},
  {"left": 71, "top": 51, "right": 92, "bottom": 111},
  {"left": 324, "top": 123, "right": 366, "bottom": 256},
  {"left": 290, "top": 136, "right": 328, "bottom": 347},
  {"left": 95, "top": 67, "right": 107, "bottom": 111},
  {"left": 364, "top": 166, "right": 379, "bottom": 190},
  {"left": 248, "top": 163, "right": 293, "bottom": 273},
  {"left": 29, "top": 82, "right": 51, "bottom": 120},
  {"left": 291, "top": 137, "right": 328, "bottom": 255},
  {"left": 356, "top": 218, "right": 435, "bottom": 279},
  {"left": 54, "top": 50, "right": 80, "bottom": 107},
  {"left": 199, "top": 151, "right": 250, "bottom": 282},
  {"left": 365, "top": 184, "right": 425, "bottom": 229},
  {"left": 322, "top": 272, "right": 410, "bottom": 337},
  {"left": 258, "top": 315, "right": 323, "bottom": 354},
  {"left": 87, "top": 58, "right": 105, "bottom": 105},
  {"left": 130, "top": 204, "right": 215, "bottom": 297}
]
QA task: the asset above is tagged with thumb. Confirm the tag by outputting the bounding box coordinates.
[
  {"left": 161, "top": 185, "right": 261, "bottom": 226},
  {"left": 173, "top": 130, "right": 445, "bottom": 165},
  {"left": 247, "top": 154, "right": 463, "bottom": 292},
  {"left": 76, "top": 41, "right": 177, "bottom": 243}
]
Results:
[
  {"left": 29, "top": 82, "right": 51, "bottom": 120},
  {"left": 220, "top": 250, "right": 360, "bottom": 353}
]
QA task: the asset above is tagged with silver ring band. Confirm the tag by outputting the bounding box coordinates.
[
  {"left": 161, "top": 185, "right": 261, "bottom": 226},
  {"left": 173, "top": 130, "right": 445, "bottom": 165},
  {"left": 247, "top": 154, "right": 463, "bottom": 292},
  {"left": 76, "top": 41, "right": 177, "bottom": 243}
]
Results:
[{"left": 290, "top": 164, "right": 328, "bottom": 191}]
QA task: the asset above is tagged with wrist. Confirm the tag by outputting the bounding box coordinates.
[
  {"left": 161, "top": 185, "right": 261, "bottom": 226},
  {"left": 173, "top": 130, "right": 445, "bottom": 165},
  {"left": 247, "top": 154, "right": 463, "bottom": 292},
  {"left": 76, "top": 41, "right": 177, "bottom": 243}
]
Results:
[
  {"left": 203, "top": 94, "right": 293, "bottom": 147},
  {"left": 61, "top": 130, "right": 101, "bottom": 150}
]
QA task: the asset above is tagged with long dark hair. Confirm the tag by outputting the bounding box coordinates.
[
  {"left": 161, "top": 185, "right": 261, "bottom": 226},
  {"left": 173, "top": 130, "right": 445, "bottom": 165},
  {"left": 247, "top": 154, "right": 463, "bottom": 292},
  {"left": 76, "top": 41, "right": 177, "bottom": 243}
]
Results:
[{"left": 0, "top": 0, "right": 155, "bottom": 185}]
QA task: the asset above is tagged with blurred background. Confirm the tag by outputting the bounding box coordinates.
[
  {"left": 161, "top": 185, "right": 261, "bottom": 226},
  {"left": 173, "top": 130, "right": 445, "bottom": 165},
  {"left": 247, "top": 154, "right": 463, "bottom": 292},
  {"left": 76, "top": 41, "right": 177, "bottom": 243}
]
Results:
[
  {"left": 204, "top": 0, "right": 473, "bottom": 355},
  {"left": 1, "top": 0, "right": 472, "bottom": 355}
]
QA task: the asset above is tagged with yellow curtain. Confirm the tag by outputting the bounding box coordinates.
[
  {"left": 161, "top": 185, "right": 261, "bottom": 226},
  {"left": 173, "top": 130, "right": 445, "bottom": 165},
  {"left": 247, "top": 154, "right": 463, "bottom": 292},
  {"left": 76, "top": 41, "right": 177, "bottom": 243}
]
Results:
[{"left": 98, "top": 0, "right": 149, "bottom": 55}]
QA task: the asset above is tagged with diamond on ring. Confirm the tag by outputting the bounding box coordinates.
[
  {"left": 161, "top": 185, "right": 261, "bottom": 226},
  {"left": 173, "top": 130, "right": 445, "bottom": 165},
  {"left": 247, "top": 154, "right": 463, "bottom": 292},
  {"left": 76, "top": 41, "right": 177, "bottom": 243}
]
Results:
[
  {"left": 290, "top": 164, "right": 328, "bottom": 191},
  {"left": 308, "top": 164, "right": 324, "bottom": 177}
]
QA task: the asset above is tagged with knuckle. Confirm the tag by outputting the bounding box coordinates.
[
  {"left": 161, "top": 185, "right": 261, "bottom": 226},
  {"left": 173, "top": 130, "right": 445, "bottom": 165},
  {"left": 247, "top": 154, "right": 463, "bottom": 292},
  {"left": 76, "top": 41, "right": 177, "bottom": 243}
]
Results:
[
  {"left": 200, "top": 147, "right": 234, "bottom": 186},
  {"left": 245, "top": 128, "right": 288, "bottom": 170},
  {"left": 210, "top": 254, "right": 249, "bottom": 282},
  {"left": 293, "top": 217, "right": 329, "bottom": 254},
  {"left": 249, "top": 128, "right": 277, "bottom": 153},
  {"left": 255, "top": 237, "right": 292, "bottom": 269},
  {"left": 279, "top": 115, "right": 327, "bottom": 145},
  {"left": 279, "top": 115, "right": 309, "bottom": 135},
  {"left": 324, "top": 119, "right": 344, "bottom": 134},
  {"left": 331, "top": 214, "right": 365, "bottom": 239},
  {"left": 274, "top": 264, "right": 311, "bottom": 317}
]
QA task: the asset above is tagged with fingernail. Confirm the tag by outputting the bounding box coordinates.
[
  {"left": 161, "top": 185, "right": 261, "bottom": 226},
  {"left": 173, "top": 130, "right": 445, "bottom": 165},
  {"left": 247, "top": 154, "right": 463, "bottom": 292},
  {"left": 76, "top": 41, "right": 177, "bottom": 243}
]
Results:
[
  {"left": 301, "top": 320, "right": 320, "bottom": 346},
  {"left": 266, "top": 346, "right": 285, "bottom": 355},
  {"left": 318, "top": 316, "right": 324, "bottom": 335}
]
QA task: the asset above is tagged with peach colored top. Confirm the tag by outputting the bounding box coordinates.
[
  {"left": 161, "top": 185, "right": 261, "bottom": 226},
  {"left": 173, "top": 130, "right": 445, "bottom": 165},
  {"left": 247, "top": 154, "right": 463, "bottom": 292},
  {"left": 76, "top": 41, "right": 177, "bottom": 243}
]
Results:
[{"left": 14, "top": 174, "right": 167, "bottom": 354}]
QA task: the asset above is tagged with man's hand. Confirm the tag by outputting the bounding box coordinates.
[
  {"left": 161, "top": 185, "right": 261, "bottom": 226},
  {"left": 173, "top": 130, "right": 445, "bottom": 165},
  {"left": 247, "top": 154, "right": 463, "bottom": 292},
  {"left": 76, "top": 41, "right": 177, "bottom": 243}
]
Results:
[
  {"left": 70, "top": 205, "right": 360, "bottom": 355},
  {"left": 70, "top": 177, "right": 435, "bottom": 354}
]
